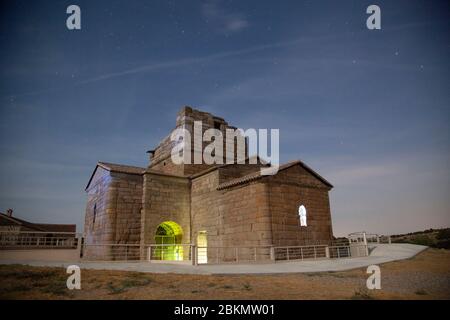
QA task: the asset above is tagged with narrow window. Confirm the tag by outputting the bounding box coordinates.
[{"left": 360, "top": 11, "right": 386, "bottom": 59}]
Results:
[
  {"left": 93, "top": 203, "right": 97, "bottom": 225},
  {"left": 299, "top": 205, "right": 307, "bottom": 227}
]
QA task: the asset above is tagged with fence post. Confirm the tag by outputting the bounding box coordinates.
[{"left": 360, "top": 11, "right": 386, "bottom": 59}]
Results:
[
  {"left": 148, "top": 246, "right": 151, "bottom": 262},
  {"left": 388, "top": 236, "right": 392, "bottom": 244},
  {"left": 325, "top": 246, "right": 330, "bottom": 259},
  {"left": 314, "top": 246, "right": 317, "bottom": 259},
  {"left": 270, "top": 246, "right": 275, "bottom": 261},
  {"left": 286, "top": 247, "right": 289, "bottom": 261},
  {"left": 300, "top": 247, "right": 303, "bottom": 260},
  {"left": 363, "top": 232, "right": 369, "bottom": 256},
  {"left": 347, "top": 246, "right": 350, "bottom": 257},
  {"left": 192, "top": 244, "right": 197, "bottom": 266},
  {"left": 254, "top": 247, "right": 257, "bottom": 262},
  {"left": 76, "top": 235, "right": 82, "bottom": 259},
  {"left": 235, "top": 247, "right": 239, "bottom": 263},
  {"left": 337, "top": 247, "right": 340, "bottom": 259}
]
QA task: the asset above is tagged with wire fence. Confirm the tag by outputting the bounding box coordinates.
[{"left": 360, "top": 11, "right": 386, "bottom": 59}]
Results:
[
  {"left": 273, "top": 245, "right": 328, "bottom": 261},
  {"left": 196, "top": 246, "right": 273, "bottom": 264},
  {"left": 82, "top": 244, "right": 141, "bottom": 261},
  {"left": 1, "top": 231, "right": 377, "bottom": 264},
  {"left": 0, "top": 231, "right": 80, "bottom": 249}
]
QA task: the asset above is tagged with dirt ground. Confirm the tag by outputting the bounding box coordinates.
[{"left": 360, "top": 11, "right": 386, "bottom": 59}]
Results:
[{"left": 0, "top": 248, "right": 449, "bottom": 300}]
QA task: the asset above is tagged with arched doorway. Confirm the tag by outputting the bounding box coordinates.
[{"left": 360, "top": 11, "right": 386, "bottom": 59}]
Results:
[
  {"left": 197, "top": 231, "right": 208, "bottom": 264},
  {"left": 154, "top": 221, "right": 183, "bottom": 261}
]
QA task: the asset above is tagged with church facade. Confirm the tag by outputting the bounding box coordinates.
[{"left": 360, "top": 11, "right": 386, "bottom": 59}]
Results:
[{"left": 83, "top": 106, "right": 334, "bottom": 261}]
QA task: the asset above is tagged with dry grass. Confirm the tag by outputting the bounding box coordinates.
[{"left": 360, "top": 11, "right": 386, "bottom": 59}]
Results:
[{"left": 0, "top": 248, "right": 449, "bottom": 300}]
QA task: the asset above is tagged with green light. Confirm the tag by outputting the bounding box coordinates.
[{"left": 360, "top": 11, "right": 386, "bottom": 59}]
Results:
[{"left": 154, "top": 221, "right": 183, "bottom": 261}]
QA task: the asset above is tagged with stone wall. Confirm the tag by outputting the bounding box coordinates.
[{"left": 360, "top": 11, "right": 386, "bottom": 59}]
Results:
[
  {"left": 191, "top": 169, "right": 272, "bottom": 262},
  {"left": 84, "top": 168, "right": 143, "bottom": 260},
  {"left": 84, "top": 167, "right": 113, "bottom": 246},
  {"left": 148, "top": 106, "right": 247, "bottom": 176},
  {"left": 266, "top": 164, "right": 333, "bottom": 246},
  {"left": 140, "top": 171, "right": 191, "bottom": 259}
]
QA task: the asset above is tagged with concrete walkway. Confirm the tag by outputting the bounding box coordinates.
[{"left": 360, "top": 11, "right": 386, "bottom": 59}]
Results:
[{"left": 0, "top": 244, "right": 427, "bottom": 275}]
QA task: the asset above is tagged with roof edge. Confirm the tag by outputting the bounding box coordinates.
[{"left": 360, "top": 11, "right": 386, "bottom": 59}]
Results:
[
  {"left": 216, "top": 160, "right": 333, "bottom": 190},
  {"left": 85, "top": 161, "right": 146, "bottom": 191}
]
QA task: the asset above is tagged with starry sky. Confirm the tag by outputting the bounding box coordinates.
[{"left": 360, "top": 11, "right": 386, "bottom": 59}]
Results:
[{"left": 0, "top": 0, "right": 449, "bottom": 236}]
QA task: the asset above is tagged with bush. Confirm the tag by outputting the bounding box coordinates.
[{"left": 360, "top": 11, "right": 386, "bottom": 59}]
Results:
[
  {"left": 436, "top": 228, "right": 450, "bottom": 240},
  {"left": 409, "top": 235, "right": 435, "bottom": 247},
  {"left": 436, "top": 239, "right": 450, "bottom": 249}
]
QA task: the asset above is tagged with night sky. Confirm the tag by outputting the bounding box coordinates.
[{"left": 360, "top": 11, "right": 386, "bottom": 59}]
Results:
[{"left": 0, "top": 0, "right": 449, "bottom": 236}]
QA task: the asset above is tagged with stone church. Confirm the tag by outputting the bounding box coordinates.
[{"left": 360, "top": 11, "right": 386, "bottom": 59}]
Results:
[{"left": 83, "top": 106, "right": 334, "bottom": 261}]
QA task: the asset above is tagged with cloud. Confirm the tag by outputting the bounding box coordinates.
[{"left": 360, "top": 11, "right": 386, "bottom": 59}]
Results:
[
  {"left": 202, "top": 0, "right": 249, "bottom": 34},
  {"left": 77, "top": 38, "right": 311, "bottom": 84},
  {"left": 327, "top": 164, "right": 402, "bottom": 186}
]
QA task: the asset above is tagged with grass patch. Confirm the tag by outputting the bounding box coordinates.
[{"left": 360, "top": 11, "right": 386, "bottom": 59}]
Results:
[
  {"left": 415, "top": 289, "right": 428, "bottom": 295},
  {"left": 0, "top": 268, "right": 58, "bottom": 280},
  {"left": 40, "top": 281, "right": 70, "bottom": 296},
  {"left": 350, "top": 288, "right": 374, "bottom": 300},
  {"left": 242, "top": 283, "right": 252, "bottom": 291},
  {"left": 106, "top": 276, "right": 151, "bottom": 295},
  {"left": 10, "top": 284, "right": 32, "bottom": 292},
  {"left": 121, "top": 278, "right": 151, "bottom": 288},
  {"left": 107, "top": 282, "right": 126, "bottom": 295}
]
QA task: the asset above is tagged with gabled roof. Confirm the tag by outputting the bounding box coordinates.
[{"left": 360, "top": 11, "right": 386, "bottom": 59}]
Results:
[
  {"left": 97, "top": 162, "right": 145, "bottom": 175},
  {"left": 85, "top": 161, "right": 145, "bottom": 190},
  {"left": 0, "top": 212, "right": 76, "bottom": 233},
  {"left": 217, "top": 160, "right": 333, "bottom": 190}
]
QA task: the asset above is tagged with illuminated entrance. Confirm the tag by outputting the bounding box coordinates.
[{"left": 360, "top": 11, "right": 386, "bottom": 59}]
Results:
[
  {"left": 154, "top": 221, "right": 183, "bottom": 261},
  {"left": 197, "top": 231, "right": 207, "bottom": 264}
]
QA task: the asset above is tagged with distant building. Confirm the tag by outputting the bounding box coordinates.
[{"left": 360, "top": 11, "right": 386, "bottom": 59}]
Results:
[
  {"left": 0, "top": 209, "right": 77, "bottom": 249},
  {"left": 0, "top": 209, "right": 76, "bottom": 233},
  {"left": 84, "top": 106, "right": 334, "bottom": 261}
]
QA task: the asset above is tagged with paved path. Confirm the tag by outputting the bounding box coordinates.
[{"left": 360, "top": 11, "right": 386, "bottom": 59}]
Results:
[{"left": 0, "top": 244, "right": 427, "bottom": 275}]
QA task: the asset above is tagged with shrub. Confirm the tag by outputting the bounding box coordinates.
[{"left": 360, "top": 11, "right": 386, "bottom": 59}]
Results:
[{"left": 436, "top": 228, "right": 450, "bottom": 240}]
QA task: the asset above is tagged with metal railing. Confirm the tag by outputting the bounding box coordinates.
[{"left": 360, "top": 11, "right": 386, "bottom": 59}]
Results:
[
  {"left": 79, "top": 242, "right": 370, "bottom": 263},
  {"left": 0, "top": 231, "right": 79, "bottom": 249},
  {"left": 273, "top": 245, "right": 328, "bottom": 261},
  {"left": 196, "top": 246, "right": 273, "bottom": 264},
  {"left": 348, "top": 231, "right": 391, "bottom": 245},
  {"left": 147, "top": 244, "right": 193, "bottom": 262},
  {"left": 82, "top": 244, "right": 141, "bottom": 261},
  {"left": 328, "top": 245, "right": 351, "bottom": 259}
]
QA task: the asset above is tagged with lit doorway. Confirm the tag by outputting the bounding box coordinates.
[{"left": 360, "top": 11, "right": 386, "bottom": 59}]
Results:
[
  {"left": 197, "top": 231, "right": 207, "bottom": 264},
  {"left": 154, "top": 221, "right": 183, "bottom": 261}
]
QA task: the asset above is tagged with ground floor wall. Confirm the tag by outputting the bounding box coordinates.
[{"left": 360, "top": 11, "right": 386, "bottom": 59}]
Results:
[
  {"left": 191, "top": 171, "right": 273, "bottom": 263},
  {"left": 267, "top": 166, "right": 333, "bottom": 246},
  {"left": 84, "top": 171, "right": 143, "bottom": 260},
  {"left": 140, "top": 173, "right": 191, "bottom": 260}
]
